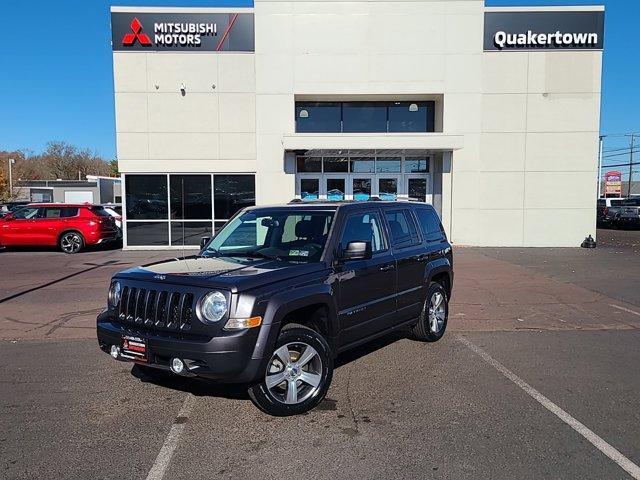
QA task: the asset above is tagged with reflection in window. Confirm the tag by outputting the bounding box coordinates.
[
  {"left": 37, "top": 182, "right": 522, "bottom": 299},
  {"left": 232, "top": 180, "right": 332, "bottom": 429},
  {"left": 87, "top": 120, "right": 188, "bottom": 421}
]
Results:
[
  {"left": 295, "top": 103, "right": 341, "bottom": 133},
  {"left": 342, "top": 103, "right": 387, "bottom": 133},
  {"left": 170, "top": 175, "right": 212, "bottom": 220},
  {"left": 326, "top": 179, "right": 345, "bottom": 201},
  {"left": 125, "top": 175, "right": 168, "bottom": 220},
  {"left": 300, "top": 179, "right": 319, "bottom": 201},
  {"left": 350, "top": 158, "right": 375, "bottom": 173},
  {"left": 352, "top": 178, "right": 371, "bottom": 201},
  {"left": 170, "top": 222, "right": 212, "bottom": 246},
  {"left": 376, "top": 158, "right": 401, "bottom": 173},
  {"left": 126, "top": 222, "right": 169, "bottom": 246},
  {"left": 323, "top": 157, "right": 349, "bottom": 173},
  {"left": 379, "top": 178, "right": 398, "bottom": 201},
  {"left": 404, "top": 157, "right": 430, "bottom": 173},
  {"left": 388, "top": 102, "right": 429, "bottom": 132},
  {"left": 214, "top": 175, "right": 256, "bottom": 220},
  {"left": 296, "top": 156, "right": 321, "bottom": 173},
  {"left": 408, "top": 178, "right": 427, "bottom": 202}
]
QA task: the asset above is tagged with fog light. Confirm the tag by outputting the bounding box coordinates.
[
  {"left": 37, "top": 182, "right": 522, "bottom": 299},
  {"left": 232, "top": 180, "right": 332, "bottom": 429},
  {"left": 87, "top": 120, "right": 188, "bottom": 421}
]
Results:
[
  {"left": 170, "top": 358, "right": 185, "bottom": 374},
  {"left": 110, "top": 345, "right": 120, "bottom": 359}
]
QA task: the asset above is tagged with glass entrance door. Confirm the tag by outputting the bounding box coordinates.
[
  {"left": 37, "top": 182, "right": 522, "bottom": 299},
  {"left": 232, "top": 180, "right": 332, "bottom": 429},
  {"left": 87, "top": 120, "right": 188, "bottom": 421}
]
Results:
[
  {"left": 351, "top": 176, "right": 373, "bottom": 201},
  {"left": 297, "top": 175, "right": 321, "bottom": 202},
  {"left": 377, "top": 176, "right": 401, "bottom": 201},
  {"left": 324, "top": 175, "right": 346, "bottom": 201},
  {"left": 405, "top": 174, "right": 432, "bottom": 203}
]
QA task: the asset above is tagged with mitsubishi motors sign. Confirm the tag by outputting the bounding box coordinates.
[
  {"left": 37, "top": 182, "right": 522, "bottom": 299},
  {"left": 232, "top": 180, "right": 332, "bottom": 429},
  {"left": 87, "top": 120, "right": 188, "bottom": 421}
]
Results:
[{"left": 111, "top": 11, "right": 254, "bottom": 52}]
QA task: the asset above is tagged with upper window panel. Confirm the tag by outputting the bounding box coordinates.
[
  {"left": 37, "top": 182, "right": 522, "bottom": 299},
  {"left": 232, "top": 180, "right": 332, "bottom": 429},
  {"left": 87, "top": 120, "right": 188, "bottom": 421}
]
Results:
[
  {"left": 342, "top": 103, "right": 387, "bottom": 133},
  {"left": 214, "top": 175, "right": 256, "bottom": 220},
  {"left": 125, "top": 175, "right": 168, "bottom": 220},
  {"left": 296, "top": 103, "right": 341, "bottom": 133},
  {"left": 295, "top": 101, "right": 435, "bottom": 133},
  {"left": 170, "top": 175, "right": 212, "bottom": 220}
]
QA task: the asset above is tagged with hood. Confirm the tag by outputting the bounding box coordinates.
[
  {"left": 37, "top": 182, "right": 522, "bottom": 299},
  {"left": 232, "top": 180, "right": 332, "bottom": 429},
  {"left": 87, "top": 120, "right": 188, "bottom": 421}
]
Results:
[{"left": 115, "top": 255, "right": 327, "bottom": 292}]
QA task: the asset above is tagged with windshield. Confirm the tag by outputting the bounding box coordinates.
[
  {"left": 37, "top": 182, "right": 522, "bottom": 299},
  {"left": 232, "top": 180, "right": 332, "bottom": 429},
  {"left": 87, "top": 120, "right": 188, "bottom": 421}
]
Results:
[{"left": 203, "top": 209, "right": 334, "bottom": 262}]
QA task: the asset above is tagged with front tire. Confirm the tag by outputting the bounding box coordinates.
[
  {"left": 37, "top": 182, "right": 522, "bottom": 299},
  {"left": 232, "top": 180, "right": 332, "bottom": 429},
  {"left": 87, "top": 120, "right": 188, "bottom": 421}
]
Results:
[
  {"left": 59, "top": 231, "right": 84, "bottom": 254},
  {"left": 248, "top": 324, "right": 333, "bottom": 416},
  {"left": 412, "top": 282, "right": 449, "bottom": 342}
]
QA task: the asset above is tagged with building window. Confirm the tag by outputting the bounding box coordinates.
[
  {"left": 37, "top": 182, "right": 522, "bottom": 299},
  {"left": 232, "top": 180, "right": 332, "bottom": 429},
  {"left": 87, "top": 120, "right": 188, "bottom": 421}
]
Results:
[
  {"left": 170, "top": 175, "right": 212, "bottom": 220},
  {"left": 404, "top": 157, "right": 430, "bottom": 173},
  {"left": 124, "top": 174, "right": 255, "bottom": 248},
  {"left": 295, "top": 101, "right": 435, "bottom": 133},
  {"left": 296, "top": 156, "right": 322, "bottom": 173},
  {"left": 127, "top": 222, "right": 169, "bottom": 246},
  {"left": 125, "top": 175, "right": 168, "bottom": 220},
  {"left": 214, "top": 175, "right": 256, "bottom": 221},
  {"left": 295, "top": 102, "right": 341, "bottom": 133},
  {"left": 342, "top": 103, "right": 387, "bottom": 133}
]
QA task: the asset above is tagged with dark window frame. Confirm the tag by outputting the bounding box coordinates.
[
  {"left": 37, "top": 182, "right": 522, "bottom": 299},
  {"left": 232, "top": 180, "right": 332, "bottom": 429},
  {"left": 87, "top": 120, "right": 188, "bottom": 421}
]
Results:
[{"left": 295, "top": 101, "right": 436, "bottom": 134}]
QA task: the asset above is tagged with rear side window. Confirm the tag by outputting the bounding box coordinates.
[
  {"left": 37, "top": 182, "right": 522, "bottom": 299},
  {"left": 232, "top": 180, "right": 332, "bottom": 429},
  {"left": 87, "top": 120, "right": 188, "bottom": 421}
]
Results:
[
  {"left": 415, "top": 208, "right": 443, "bottom": 238},
  {"left": 89, "top": 207, "right": 111, "bottom": 217},
  {"left": 44, "top": 208, "right": 62, "bottom": 218},
  {"left": 384, "top": 209, "right": 420, "bottom": 247},
  {"left": 61, "top": 207, "right": 79, "bottom": 218},
  {"left": 623, "top": 199, "right": 640, "bottom": 206}
]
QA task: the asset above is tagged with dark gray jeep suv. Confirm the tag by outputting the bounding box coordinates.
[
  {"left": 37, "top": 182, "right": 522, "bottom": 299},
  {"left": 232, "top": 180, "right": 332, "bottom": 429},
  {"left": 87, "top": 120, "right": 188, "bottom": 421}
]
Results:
[{"left": 97, "top": 201, "right": 453, "bottom": 416}]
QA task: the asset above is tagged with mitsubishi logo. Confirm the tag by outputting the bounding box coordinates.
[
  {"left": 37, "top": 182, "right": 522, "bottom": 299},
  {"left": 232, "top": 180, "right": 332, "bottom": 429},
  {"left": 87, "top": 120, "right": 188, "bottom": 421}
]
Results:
[{"left": 122, "top": 17, "right": 152, "bottom": 46}]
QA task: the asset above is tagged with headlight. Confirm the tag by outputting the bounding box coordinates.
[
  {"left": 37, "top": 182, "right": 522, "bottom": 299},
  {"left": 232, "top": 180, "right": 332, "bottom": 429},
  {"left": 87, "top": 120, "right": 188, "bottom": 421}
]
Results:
[
  {"left": 108, "top": 281, "right": 121, "bottom": 307},
  {"left": 197, "top": 291, "right": 228, "bottom": 324}
]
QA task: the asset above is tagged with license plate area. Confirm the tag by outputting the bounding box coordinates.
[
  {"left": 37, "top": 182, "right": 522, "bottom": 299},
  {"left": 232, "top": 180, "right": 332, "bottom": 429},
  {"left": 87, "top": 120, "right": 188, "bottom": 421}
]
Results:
[{"left": 121, "top": 335, "right": 148, "bottom": 362}]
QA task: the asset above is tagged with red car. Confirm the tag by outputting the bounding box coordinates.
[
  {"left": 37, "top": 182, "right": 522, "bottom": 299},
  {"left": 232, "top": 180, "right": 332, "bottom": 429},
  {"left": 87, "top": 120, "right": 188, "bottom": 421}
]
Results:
[{"left": 0, "top": 204, "right": 119, "bottom": 254}]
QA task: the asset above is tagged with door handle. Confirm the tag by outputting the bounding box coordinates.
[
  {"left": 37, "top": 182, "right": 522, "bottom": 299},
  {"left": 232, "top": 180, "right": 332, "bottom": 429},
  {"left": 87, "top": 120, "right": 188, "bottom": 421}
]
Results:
[{"left": 380, "top": 264, "right": 395, "bottom": 272}]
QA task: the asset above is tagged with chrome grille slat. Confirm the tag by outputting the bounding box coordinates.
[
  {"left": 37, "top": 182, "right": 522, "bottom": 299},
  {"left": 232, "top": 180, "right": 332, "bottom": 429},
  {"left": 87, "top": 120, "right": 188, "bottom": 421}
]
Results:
[{"left": 117, "top": 285, "right": 195, "bottom": 332}]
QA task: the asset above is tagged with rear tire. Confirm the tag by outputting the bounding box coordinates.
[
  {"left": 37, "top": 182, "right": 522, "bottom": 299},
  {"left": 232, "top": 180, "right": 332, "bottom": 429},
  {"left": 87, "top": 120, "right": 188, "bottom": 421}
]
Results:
[
  {"left": 412, "top": 282, "right": 449, "bottom": 342},
  {"left": 59, "top": 231, "right": 84, "bottom": 254},
  {"left": 248, "top": 324, "right": 333, "bottom": 416}
]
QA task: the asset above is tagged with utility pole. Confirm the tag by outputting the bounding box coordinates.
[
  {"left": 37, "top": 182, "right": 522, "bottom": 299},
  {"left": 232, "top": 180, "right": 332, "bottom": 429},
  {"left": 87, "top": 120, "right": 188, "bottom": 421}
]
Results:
[
  {"left": 626, "top": 133, "right": 635, "bottom": 197},
  {"left": 8, "top": 158, "right": 15, "bottom": 198},
  {"left": 597, "top": 135, "right": 605, "bottom": 198}
]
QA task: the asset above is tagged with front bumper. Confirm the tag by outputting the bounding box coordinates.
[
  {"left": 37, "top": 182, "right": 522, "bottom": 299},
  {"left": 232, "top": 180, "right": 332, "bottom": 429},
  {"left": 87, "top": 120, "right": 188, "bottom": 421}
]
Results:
[{"left": 96, "top": 311, "right": 277, "bottom": 383}]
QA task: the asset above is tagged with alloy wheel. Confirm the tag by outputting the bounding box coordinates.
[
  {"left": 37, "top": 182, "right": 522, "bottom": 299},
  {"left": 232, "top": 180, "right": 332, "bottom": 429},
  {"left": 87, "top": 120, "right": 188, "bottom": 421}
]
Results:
[
  {"left": 61, "top": 233, "right": 82, "bottom": 253},
  {"left": 428, "top": 291, "right": 446, "bottom": 333},
  {"left": 265, "top": 342, "right": 322, "bottom": 405}
]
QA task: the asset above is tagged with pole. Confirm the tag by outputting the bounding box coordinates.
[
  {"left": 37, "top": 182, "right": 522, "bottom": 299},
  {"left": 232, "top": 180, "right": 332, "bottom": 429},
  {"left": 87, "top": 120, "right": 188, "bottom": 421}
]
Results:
[
  {"left": 8, "top": 158, "right": 14, "bottom": 198},
  {"left": 628, "top": 134, "right": 635, "bottom": 197},
  {"left": 597, "top": 135, "right": 604, "bottom": 198}
]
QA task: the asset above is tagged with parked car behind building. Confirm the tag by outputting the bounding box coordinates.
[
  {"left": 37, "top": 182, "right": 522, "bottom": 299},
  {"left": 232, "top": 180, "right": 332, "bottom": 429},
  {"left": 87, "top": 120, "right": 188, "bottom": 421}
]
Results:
[
  {"left": 0, "top": 204, "right": 119, "bottom": 253},
  {"left": 597, "top": 198, "right": 626, "bottom": 227}
]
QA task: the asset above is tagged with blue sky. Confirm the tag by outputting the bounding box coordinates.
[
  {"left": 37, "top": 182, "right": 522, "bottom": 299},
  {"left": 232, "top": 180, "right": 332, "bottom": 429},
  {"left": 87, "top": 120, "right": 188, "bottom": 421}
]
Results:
[{"left": 0, "top": 0, "right": 638, "bottom": 168}]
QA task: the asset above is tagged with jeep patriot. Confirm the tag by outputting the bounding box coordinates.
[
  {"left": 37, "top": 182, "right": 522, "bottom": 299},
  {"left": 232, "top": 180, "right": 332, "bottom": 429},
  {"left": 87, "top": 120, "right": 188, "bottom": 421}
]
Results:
[{"left": 97, "top": 201, "right": 453, "bottom": 416}]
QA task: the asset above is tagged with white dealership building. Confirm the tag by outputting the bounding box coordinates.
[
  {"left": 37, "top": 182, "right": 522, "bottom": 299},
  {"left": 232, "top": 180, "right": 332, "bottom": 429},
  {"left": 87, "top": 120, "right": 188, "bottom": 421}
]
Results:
[{"left": 111, "top": 0, "right": 604, "bottom": 249}]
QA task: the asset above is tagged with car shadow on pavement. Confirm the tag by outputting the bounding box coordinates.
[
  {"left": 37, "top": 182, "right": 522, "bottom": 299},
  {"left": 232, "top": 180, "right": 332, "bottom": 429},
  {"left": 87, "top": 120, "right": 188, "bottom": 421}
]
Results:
[{"left": 129, "top": 329, "right": 409, "bottom": 402}]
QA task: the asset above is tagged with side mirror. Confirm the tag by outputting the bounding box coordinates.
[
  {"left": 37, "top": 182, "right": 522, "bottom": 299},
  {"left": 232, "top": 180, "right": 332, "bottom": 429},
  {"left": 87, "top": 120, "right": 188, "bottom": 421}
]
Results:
[
  {"left": 341, "top": 241, "right": 372, "bottom": 261},
  {"left": 200, "top": 236, "right": 211, "bottom": 249}
]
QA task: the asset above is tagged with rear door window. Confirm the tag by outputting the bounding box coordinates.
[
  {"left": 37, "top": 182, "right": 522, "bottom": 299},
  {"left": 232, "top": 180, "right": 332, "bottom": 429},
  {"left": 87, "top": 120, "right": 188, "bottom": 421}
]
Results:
[
  {"left": 44, "top": 208, "right": 62, "bottom": 218},
  {"left": 384, "top": 209, "right": 420, "bottom": 247},
  {"left": 61, "top": 207, "right": 79, "bottom": 218}
]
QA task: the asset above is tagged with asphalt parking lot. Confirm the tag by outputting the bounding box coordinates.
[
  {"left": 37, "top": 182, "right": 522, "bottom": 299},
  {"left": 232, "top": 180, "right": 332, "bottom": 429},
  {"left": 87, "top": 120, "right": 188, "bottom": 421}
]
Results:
[{"left": 1, "top": 230, "right": 640, "bottom": 479}]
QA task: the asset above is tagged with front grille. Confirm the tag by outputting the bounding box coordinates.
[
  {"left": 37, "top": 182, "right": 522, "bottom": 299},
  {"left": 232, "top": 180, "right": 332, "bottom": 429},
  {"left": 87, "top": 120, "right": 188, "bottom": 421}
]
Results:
[{"left": 119, "top": 286, "right": 193, "bottom": 331}]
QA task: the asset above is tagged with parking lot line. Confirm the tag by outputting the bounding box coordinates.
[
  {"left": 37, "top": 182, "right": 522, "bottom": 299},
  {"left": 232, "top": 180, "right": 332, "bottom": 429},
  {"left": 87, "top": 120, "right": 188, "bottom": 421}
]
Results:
[
  {"left": 457, "top": 336, "right": 640, "bottom": 480},
  {"left": 610, "top": 304, "right": 640, "bottom": 317},
  {"left": 145, "top": 394, "right": 197, "bottom": 480}
]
